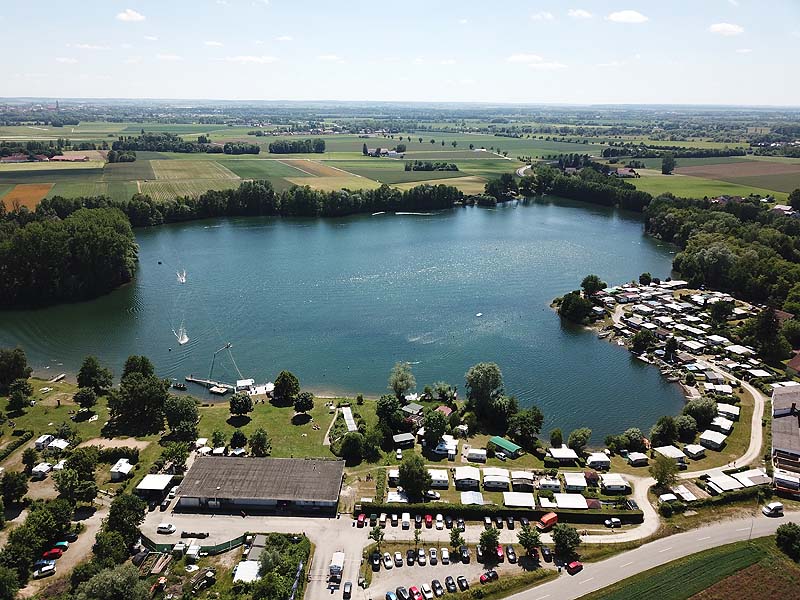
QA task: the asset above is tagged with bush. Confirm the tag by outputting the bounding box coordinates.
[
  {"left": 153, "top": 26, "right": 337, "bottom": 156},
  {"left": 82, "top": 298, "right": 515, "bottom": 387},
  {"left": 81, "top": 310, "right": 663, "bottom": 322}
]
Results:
[{"left": 0, "top": 431, "right": 33, "bottom": 462}]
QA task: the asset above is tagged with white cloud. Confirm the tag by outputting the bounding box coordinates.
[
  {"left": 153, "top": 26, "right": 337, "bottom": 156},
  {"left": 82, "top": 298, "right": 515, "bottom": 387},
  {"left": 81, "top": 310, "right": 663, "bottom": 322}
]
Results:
[
  {"left": 528, "top": 61, "right": 567, "bottom": 70},
  {"left": 597, "top": 60, "right": 623, "bottom": 68},
  {"left": 216, "top": 0, "right": 228, "bottom": 4},
  {"left": 709, "top": 22, "right": 744, "bottom": 36},
  {"left": 120, "top": 43, "right": 133, "bottom": 49},
  {"left": 226, "top": 55, "right": 278, "bottom": 64},
  {"left": 531, "top": 11, "right": 555, "bottom": 21},
  {"left": 506, "top": 53, "right": 544, "bottom": 63},
  {"left": 276, "top": 35, "right": 293, "bottom": 41},
  {"left": 124, "top": 57, "right": 142, "bottom": 64},
  {"left": 157, "top": 54, "right": 182, "bottom": 61},
  {"left": 70, "top": 43, "right": 110, "bottom": 50},
  {"left": 318, "top": 54, "right": 342, "bottom": 62},
  {"left": 55, "top": 57, "right": 78, "bottom": 64},
  {"left": 607, "top": 10, "right": 649, "bottom": 24},
  {"left": 736, "top": 48, "right": 752, "bottom": 53},
  {"left": 567, "top": 9, "right": 592, "bottom": 19},
  {"left": 205, "top": 41, "right": 224, "bottom": 47},
  {"left": 413, "top": 57, "right": 425, "bottom": 64},
  {"left": 116, "top": 8, "right": 145, "bottom": 22},
  {"left": 439, "top": 59, "right": 457, "bottom": 65},
  {"left": 728, "top": 0, "right": 739, "bottom": 5},
  {"left": 144, "top": 35, "right": 158, "bottom": 41},
  {"left": 458, "top": 18, "right": 468, "bottom": 25}
]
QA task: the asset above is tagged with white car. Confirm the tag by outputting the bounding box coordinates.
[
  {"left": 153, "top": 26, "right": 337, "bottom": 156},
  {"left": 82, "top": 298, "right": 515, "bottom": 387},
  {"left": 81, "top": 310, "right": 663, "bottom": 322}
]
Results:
[
  {"left": 435, "top": 514, "right": 444, "bottom": 529},
  {"left": 156, "top": 523, "right": 176, "bottom": 534},
  {"left": 440, "top": 548, "right": 450, "bottom": 564},
  {"left": 396, "top": 449, "right": 403, "bottom": 460},
  {"left": 168, "top": 485, "right": 179, "bottom": 499},
  {"left": 604, "top": 518, "right": 622, "bottom": 528},
  {"left": 33, "top": 565, "right": 56, "bottom": 579},
  {"left": 417, "top": 548, "right": 427, "bottom": 565},
  {"left": 383, "top": 552, "right": 393, "bottom": 569},
  {"left": 762, "top": 502, "right": 784, "bottom": 517},
  {"left": 394, "top": 552, "right": 403, "bottom": 567},
  {"left": 421, "top": 584, "right": 434, "bottom": 600},
  {"left": 424, "top": 490, "right": 441, "bottom": 500}
]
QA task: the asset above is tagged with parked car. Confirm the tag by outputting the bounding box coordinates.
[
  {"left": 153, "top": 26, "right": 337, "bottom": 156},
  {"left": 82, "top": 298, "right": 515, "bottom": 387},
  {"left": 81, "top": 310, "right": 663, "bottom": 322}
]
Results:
[
  {"left": 495, "top": 545, "right": 504, "bottom": 561},
  {"left": 440, "top": 548, "right": 449, "bottom": 564},
  {"left": 396, "top": 449, "right": 403, "bottom": 460},
  {"left": 541, "top": 547, "right": 552, "bottom": 562},
  {"left": 168, "top": 485, "right": 179, "bottom": 499},
  {"left": 32, "top": 559, "right": 56, "bottom": 570},
  {"left": 457, "top": 576, "right": 469, "bottom": 591},
  {"left": 396, "top": 587, "right": 410, "bottom": 600},
  {"left": 457, "top": 517, "right": 466, "bottom": 532},
  {"left": 604, "top": 518, "right": 622, "bottom": 528},
  {"left": 406, "top": 549, "right": 416, "bottom": 565},
  {"left": 54, "top": 541, "right": 69, "bottom": 551},
  {"left": 429, "top": 548, "right": 438, "bottom": 565},
  {"left": 386, "top": 592, "right": 398, "bottom": 600},
  {"left": 459, "top": 545, "right": 470, "bottom": 563},
  {"left": 483, "top": 516, "right": 492, "bottom": 530},
  {"left": 160, "top": 498, "right": 170, "bottom": 511},
  {"left": 566, "top": 561, "right": 583, "bottom": 575},
  {"left": 494, "top": 516, "right": 503, "bottom": 529},
  {"left": 357, "top": 514, "right": 366, "bottom": 528},
  {"left": 380, "top": 513, "right": 388, "bottom": 528},
  {"left": 415, "top": 514, "right": 423, "bottom": 529},
  {"left": 424, "top": 490, "right": 441, "bottom": 500},
  {"left": 627, "top": 499, "right": 640, "bottom": 511},
  {"left": 520, "top": 517, "right": 530, "bottom": 527},
  {"left": 42, "top": 549, "right": 63, "bottom": 560},
  {"left": 402, "top": 513, "right": 411, "bottom": 529},
  {"left": 425, "top": 514, "right": 433, "bottom": 528},
  {"left": 409, "top": 586, "right": 423, "bottom": 600},
  {"left": 421, "top": 583, "right": 434, "bottom": 600},
  {"left": 445, "top": 576, "right": 457, "bottom": 593},
  {"left": 394, "top": 552, "right": 403, "bottom": 567},
  {"left": 64, "top": 532, "right": 79, "bottom": 542},
  {"left": 391, "top": 514, "right": 399, "bottom": 527},
  {"left": 506, "top": 545, "right": 517, "bottom": 563},
  {"left": 496, "top": 451, "right": 507, "bottom": 461},
  {"left": 343, "top": 581, "right": 353, "bottom": 599},
  {"left": 506, "top": 516, "right": 515, "bottom": 529},
  {"left": 417, "top": 548, "right": 427, "bottom": 565},
  {"left": 371, "top": 552, "right": 381, "bottom": 570},
  {"left": 763, "top": 502, "right": 784, "bottom": 517},
  {"left": 445, "top": 515, "right": 453, "bottom": 529},
  {"left": 476, "top": 545, "right": 484, "bottom": 563},
  {"left": 480, "top": 570, "right": 499, "bottom": 584},
  {"left": 435, "top": 514, "right": 444, "bottom": 529},
  {"left": 157, "top": 523, "right": 176, "bottom": 534},
  {"left": 431, "top": 579, "right": 444, "bottom": 597},
  {"left": 369, "top": 514, "right": 378, "bottom": 526},
  {"left": 383, "top": 552, "right": 393, "bottom": 569},
  {"left": 32, "top": 565, "right": 55, "bottom": 579}
]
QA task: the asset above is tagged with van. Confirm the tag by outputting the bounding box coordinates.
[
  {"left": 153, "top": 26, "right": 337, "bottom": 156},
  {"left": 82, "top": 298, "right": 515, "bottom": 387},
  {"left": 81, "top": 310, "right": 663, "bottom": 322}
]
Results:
[
  {"left": 536, "top": 512, "right": 558, "bottom": 532},
  {"left": 401, "top": 512, "right": 411, "bottom": 529},
  {"left": 156, "top": 523, "right": 176, "bottom": 534},
  {"left": 762, "top": 502, "right": 784, "bottom": 517},
  {"left": 379, "top": 513, "right": 387, "bottom": 527}
]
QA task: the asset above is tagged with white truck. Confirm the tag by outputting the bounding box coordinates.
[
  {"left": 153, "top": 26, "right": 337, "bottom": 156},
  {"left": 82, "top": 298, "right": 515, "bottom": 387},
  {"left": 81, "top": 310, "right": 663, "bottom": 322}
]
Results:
[{"left": 328, "top": 551, "right": 345, "bottom": 588}]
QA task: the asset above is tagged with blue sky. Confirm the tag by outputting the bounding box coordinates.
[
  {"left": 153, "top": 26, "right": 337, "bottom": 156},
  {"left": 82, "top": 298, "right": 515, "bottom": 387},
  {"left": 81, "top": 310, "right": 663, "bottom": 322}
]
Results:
[{"left": 4, "top": 1, "right": 799, "bottom": 105}]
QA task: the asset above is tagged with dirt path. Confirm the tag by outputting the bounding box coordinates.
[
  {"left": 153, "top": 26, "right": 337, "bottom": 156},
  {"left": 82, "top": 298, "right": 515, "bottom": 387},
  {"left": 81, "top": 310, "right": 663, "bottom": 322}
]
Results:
[{"left": 77, "top": 437, "right": 151, "bottom": 450}]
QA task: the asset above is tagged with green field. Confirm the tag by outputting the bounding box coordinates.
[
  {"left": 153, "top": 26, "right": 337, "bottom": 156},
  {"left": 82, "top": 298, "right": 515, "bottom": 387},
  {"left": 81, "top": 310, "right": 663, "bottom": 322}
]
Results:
[
  {"left": 0, "top": 167, "right": 105, "bottom": 185},
  {"left": 151, "top": 159, "right": 239, "bottom": 181},
  {"left": 102, "top": 161, "right": 155, "bottom": 181},
  {"left": 633, "top": 157, "right": 756, "bottom": 170},
  {"left": 221, "top": 159, "right": 314, "bottom": 179},
  {"left": 720, "top": 173, "right": 800, "bottom": 193},
  {"left": 629, "top": 170, "right": 788, "bottom": 201},
  {"left": 140, "top": 178, "right": 241, "bottom": 201}
]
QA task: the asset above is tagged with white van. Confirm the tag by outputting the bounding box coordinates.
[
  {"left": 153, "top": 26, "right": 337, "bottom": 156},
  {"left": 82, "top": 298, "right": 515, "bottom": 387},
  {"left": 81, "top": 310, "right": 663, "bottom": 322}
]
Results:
[
  {"left": 379, "top": 513, "right": 387, "bottom": 528},
  {"left": 401, "top": 512, "right": 411, "bottom": 529},
  {"left": 762, "top": 502, "right": 784, "bottom": 517},
  {"left": 156, "top": 523, "right": 176, "bottom": 534}
]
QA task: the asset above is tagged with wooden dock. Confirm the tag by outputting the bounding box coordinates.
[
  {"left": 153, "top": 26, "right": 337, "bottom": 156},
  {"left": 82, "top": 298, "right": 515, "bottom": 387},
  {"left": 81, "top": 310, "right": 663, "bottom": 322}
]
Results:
[{"left": 185, "top": 375, "right": 235, "bottom": 393}]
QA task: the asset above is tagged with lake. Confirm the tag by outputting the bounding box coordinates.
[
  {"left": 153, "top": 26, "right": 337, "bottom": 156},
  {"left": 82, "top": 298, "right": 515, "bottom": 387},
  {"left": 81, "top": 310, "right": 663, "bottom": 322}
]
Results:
[{"left": 0, "top": 197, "right": 686, "bottom": 438}]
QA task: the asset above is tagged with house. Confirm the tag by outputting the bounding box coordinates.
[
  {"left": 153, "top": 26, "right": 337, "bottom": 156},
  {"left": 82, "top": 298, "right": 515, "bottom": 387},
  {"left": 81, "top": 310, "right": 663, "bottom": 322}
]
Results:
[
  {"left": 787, "top": 353, "right": 800, "bottom": 376},
  {"left": 599, "top": 473, "right": 630, "bottom": 493},
  {"left": 393, "top": 432, "right": 415, "bottom": 448},
  {"left": 707, "top": 473, "right": 744, "bottom": 494},
  {"left": 32, "top": 463, "right": 53, "bottom": 480},
  {"left": 653, "top": 445, "right": 687, "bottom": 465},
  {"left": 35, "top": 434, "right": 54, "bottom": 450},
  {"left": 538, "top": 476, "right": 562, "bottom": 492},
  {"left": 488, "top": 436, "right": 523, "bottom": 458},
  {"left": 700, "top": 429, "right": 728, "bottom": 450},
  {"left": 110, "top": 458, "right": 134, "bottom": 481},
  {"left": 511, "top": 470, "right": 535, "bottom": 491},
  {"left": 627, "top": 452, "right": 649, "bottom": 466},
  {"left": 563, "top": 472, "right": 587, "bottom": 492},
  {"left": 435, "top": 405, "right": 453, "bottom": 418},
  {"left": 454, "top": 466, "right": 481, "bottom": 490},
  {"left": 194, "top": 438, "right": 209, "bottom": 450},
  {"left": 47, "top": 438, "right": 70, "bottom": 452},
  {"left": 684, "top": 444, "right": 706, "bottom": 459},
  {"left": 710, "top": 416, "right": 734, "bottom": 434},
  {"left": 428, "top": 469, "right": 449, "bottom": 489},
  {"left": 771, "top": 387, "right": 800, "bottom": 473},
  {"left": 466, "top": 448, "right": 487, "bottom": 463},
  {"left": 613, "top": 167, "right": 639, "bottom": 178},
  {"left": 547, "top": 445, "right": 579, "bottom": 464},
  {"left": 586, "top": 452, "right": 611, "bottom": 470},
  {"left": 483, "top": 467, "right": 511, "bottom": 491},
  {"left": 401, "top": 403, "right": 423, "bottom": 418}
]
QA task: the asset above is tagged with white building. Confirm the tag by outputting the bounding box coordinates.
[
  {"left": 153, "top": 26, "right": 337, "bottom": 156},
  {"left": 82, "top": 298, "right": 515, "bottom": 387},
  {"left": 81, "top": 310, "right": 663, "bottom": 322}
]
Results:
[
  {"left": 35, "top": 434, "right": 54, "bottom": 450},
  {"left": 653, "top": 445, "right": 686, "bottom": 464},
  {"left": 684, "top": 444, "right": 706, "bottom": 459},
  {"left": 454, "top": 466, "right": 480, "bottom": 490},
  {"left": 511, "top": 471, "right": 535, "bottom": 491},
  {"left": 710, "top": 416, "right": 734, "bottom": 434},
  {"left": 627, "top": 452, "right": 649, "bottom": 466},
  {"left": 466, "top": 448, "right": 487, "bottom": 463},
  {"left": 502, "top": 491, "right": 536, "bottom": 509},
  {"left": 563, "top": 472, "right": 587, "bottom": 492},
  {"left": 700, "top": 429, "right": 728, "bottom": 450},
  {"left": 586, "top": 452, "right": 611, "bottom": 470},
  {"left": 47, "top": 438, "right": 70, "bottom": 452},
  {"left": 547, "top": 445, "right": 579, "bottom": 463},
  {"left": 428, "top": 469, "right": 449, "bottom": 489},
  {"left": 110, "top": 458, "right": 134, "bottom": 481},
  {"left": 600, "top": 473, "right": 629, "bottom": 493},
  {"left": 554, "top": 493, "right": 588, "bottom": 510},
  {"left": 482, "top": 467, "right": 511, "bottom": 491},
  {"left": 538, "top": 476, "right": 561, "bottom": 492},
  {"left": 32, "top": 462, "right": 53, "bottom": 480}
]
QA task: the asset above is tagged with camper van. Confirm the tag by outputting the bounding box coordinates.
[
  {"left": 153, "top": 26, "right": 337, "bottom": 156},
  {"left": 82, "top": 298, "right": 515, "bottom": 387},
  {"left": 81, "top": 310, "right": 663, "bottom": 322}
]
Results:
[{"left": 401, "top": 513, "right": 411, "bottom": 529}]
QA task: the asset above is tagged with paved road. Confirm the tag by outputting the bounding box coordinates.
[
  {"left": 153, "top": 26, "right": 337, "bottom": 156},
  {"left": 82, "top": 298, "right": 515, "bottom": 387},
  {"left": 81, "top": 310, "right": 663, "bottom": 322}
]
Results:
[
  {"left": 506, "top": 510, "right": 798, "bottom": 600},
  {"left": 515, "top": 165, "right": 531, "bottom": 177}
]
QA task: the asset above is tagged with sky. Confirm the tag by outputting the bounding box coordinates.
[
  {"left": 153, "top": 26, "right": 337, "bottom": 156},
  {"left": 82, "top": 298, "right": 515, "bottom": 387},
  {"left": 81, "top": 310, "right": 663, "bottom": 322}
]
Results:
[{"left": 3, "top": 0, "right": 799, "bottom": 106}]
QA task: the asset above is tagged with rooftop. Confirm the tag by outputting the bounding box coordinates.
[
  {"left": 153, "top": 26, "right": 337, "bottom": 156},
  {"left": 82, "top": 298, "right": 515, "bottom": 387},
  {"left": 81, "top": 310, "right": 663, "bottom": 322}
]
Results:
[{"left": 178, "top": 457, "right": 344, "bottom": 503}]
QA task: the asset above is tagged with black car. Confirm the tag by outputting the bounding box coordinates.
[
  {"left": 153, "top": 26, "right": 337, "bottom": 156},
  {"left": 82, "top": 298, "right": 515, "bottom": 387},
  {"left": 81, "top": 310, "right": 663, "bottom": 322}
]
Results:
[
  {"left": 457, "top": 576, "right": 469, "bottom": 591},
  {"left": 476, "top": 545, "right": 484, "bottom": 563},
  {"left": 494, "top": 516, "right": 503, "bottom": 529},
  {"left": 457, "top": 517, "right": 466, "bottom": 532},
  {"left": 431, "top": 580, "right": 444, "bottom": 597},
  {"left": 343, "top": 582, "right": 353, "bottom": 599},
  {"left": 396, "top": 587, "right": 410, "bottom": 600},
  {"left": 481, "top": 570, "right": 499, "bottom": 584},
  {"left": 459, "top": 545, "right": 470, "bottom": 563},
  {"left": 445, "top": 577, "right": 457, "bottom": 593},
  {"left": 506, "top": 516, "right": 515, "bottom": 529},
  {"left": 159, "top": 498, "right": 170, "bottom": 511},
  {"left": 506, "top": 545, "right": 517, "bottom": 563},
  {"left": 520, "top": 517, "right": 530, "bottom": 527},
  {"left": 64, "top": 532, "right": 79, "bottom": 542},
  {"left": 406, "top": 549, "right": 416, "bottom": 566},
  {"left": 415, "top": 514, "right": 423, "bottom": 528},
  {"left": 371, "top": 552, "right": 381, "bottom": 570},
  {"left": 445, "top": 515, "right": 453, "bottom": 529},
  {"left": 541, "top": 547, "right": 553, "bottom": 562},
  {"left": 627, "top": 499, "right": 640, "bottom": 511}
]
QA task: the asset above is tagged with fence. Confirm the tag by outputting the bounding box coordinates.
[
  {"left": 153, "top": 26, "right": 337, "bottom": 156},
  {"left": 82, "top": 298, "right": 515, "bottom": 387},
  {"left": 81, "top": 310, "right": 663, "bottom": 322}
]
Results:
[{"left": 140, "top": 531, "right": 246, "bottom": 555}]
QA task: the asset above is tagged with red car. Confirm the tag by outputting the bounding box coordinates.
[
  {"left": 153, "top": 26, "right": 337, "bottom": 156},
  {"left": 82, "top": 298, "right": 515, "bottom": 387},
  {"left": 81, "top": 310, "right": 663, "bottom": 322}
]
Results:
[
  {"left": 409, "top": 586, "right": 423, "bottom": 600},
  {"left": 479, "top": 570, "right": 499, "bottom": 584},
  {"left": 42, "top": 549, "right": 63, "bottom": 560},
  {"left": 566, "top": 561, "right": 583, "bottom": 575},
  {"left": 424, "top": 514, "right": 433, "bottom": 528},
  {"left": 495, "top": 545, "right": 504, "bottom": 561},
  {"left": 357, "top": 514, "right": 366, "bottom": 527}
]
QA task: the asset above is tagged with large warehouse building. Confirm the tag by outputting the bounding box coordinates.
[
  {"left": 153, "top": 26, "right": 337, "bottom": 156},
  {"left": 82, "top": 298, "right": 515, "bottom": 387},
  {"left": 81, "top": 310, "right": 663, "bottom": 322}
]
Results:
[{"left": 176, "top": 457, "right": 345, "bottom": 513}]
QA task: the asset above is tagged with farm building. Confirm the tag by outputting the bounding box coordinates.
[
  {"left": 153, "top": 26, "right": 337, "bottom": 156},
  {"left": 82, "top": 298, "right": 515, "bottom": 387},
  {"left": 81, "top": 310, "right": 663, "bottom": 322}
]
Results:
[{"left": 176, "top": 457, "right": 345, "bottom": 513}]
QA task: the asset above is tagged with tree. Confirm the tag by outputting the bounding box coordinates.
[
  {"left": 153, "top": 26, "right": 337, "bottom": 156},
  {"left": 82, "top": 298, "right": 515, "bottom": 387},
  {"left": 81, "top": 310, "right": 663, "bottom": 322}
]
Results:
[
  {"left": 75, "top": 564, "right": 149, "bottom": 600},
  {"left": 581, "top": 274, "right": 606, "bottom": 296},
  {"left": 77, "top": 356, "right": 113, "bottom": 395},
  {"left": 74, "top": 387, "right": 98, "bottom": 411},
  {"left": 8, "top": 378, "right": 32, "bottom": 399},
  {"left": 423, "top": 409, "right": 448, "bottom": 447},
  {"left": 121, "top": 355, "right": 154, "bottom": 380},
  {"left": 0, "top": 566, "right": 19, "bottom": 600},
  {"left": 631, "top": 329, "right": 656, "bottom": 353},
  {"left": 363, "top": 425, "right": 383, "bottom": 460},
  {"left": 164, "top": 395, "right": 199, "bottom": 440},
  {"left": 638, "top": 272, "right": 652, "bottom": 286},
  {"left": 22, "top": 448, "right": 38, "bottom": 473},
  {"left": 567, "top": 427, "right": 592, "bottom": 455},
  {"left": 649, "top": 415, "right": 678, "bottom": 446},
  {"left": 388, "top": 361, "right": 416, "bottom": 399},
  {"left": 273, "top": 370, "right": 300, "bottom": 403},
  {"left": 479, "top": 528, "right": 500, "bottom": 557},
  {"left": 789, "top": 188, "right": 800, "bottom": 211},
  {"left": 1, "top": 471, "right": 28, "bottom": 504},
  {"left": 66, "top": 447, "right": 99, "bottom": 480},
  {"left": 675, "top": 414, "right": 698, "bottom": 442},
  {"left": 414, "top": 528, "right": 422, "bottom": 549},
  {"left": 369, "top": 525, "right": 384, "bottom": 552},
  {"left": 552, "top": 523, "right": 581, "bottom": 559},
  {"left": 558, "top": 291, "right": 593, "bottom": 323},
  {"left": 230, "top": 429, "right": 247, "bottom": 449},
  {"left": 294, "top": 391, "right": 314, "bottom": 414},
  {"left": 376, "top": 394, "right": 402, "bottom": 430},
  {"left": 776, "top": 522, "right": 800, "bottom": 561},
  {"left": 649, "top": 453, "right": 679, "bottom": 488},
  {"left": 211, "top": 428, "right": 226, "bottom": 448},
  {"left": 105, "top": 494, "right": 146, "bottom": 547},
  {"left": 665, "top": 337, "right": 679, "bottom": 360},
  {"left": 0, "top": 347, "right": 32, "bottom": 394},
  {"left": 249, "top": 427, "right": 271, "bottom": 457},
  {"left": 162, "top": 442, "right": 189, "bottom": 469},
  {"left": 6, "top": 391, "right": 27, "bottom": 414},
  {"left": 229, "top": 392, "right": 254, "bottom": 416},
  {"left": 54, "top": 468, "right": 98, "bottom": 504},
  {"left": 107, "top": 372, "right": 169, "bottom": 433},
  {"left": 783, "top": 319, "right": 800, "bottom": 348},
  {"left": 507, "top": 407, "right": 544, "bottom": 450},
  {"left": 751, "top": 307, "right": 792, "bottom": 362},
  {"left": 362, "top": 143, "right": 368, "bottom": 156},
  {"left": 450, "top": 527, "right": 465, "bottom": 553},
  {"left": 465, "top": 362, "right": 503, "bottom": 418},
  {"left": 398, "top": 454, "right": 432, "bottom": 500},
  {"left": 623, "top": 427, "right": 646, "bottom": 452},
  {"left": 92, "top": 530, "right": 130, "bottom": 567},
  {"left": 517, "top": 523, "right": 541, "bottom": 556},
  {"left": 339, "top": 432, "right": 364, "bottom": 463},
  {"left": 661, "top": 152, "right": 676, "bottom": 175},
  {"left": 550, "top": 428, "right": 563, "bottom": 447},
  {"left": 683, "top": 397, "right": 717, "bottom": 429},
  {"left": 710, "top": 300, "right": 735, "bottom": 324}
]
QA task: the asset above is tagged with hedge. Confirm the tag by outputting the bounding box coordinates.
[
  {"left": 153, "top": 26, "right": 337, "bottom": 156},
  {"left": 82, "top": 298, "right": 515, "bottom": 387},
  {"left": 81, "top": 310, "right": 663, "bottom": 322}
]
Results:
[
  {"left": 0, "top": 430, "right": 33, "bottom": 462},
  {"left": 358, "top": 501, "right": 643, "bottom": 525},
  {"left": 87, "top": 446, "right": 140, "bottom": 464}
]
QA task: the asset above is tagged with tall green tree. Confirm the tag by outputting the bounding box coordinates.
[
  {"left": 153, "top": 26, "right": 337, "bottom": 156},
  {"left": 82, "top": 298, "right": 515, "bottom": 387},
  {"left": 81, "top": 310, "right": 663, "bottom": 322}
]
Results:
[
  {"left": 273, "top": 370, "right": 300, "bottom": 403},
  {"left": 507, "top": 407, "right": 544, "bottom": 450},
  {"left": 54, "top": 468, "right": 98, "bottom": 504},
  {"left": 465, "top": 362, "right": 503, "bottom": 418},
  {"left": 552, "top": 523, "right": 581, "bottom": 559},
  {"left": 517, "top": 523, "right": 541, "bottom": 555},
  {"left": 164, "top": 395, "right": 199, "bottom": 440},
  {"left": 423, "top": 409, "right": 448, "bottom": 447},
  {"left": 77, "top": 356, "right": 113, "bottom": 395},
  {"left": 92, "top": 531, "right": 130, "bottom": 568},
  {"left": 121, "top": 355, "right": 154, "bottom": 380},
  {"left": 789, "top": 188, "right": 800, "bottom": 211},
  {"left": 388, "top": 361, "right": 416, "bottom": 399},
  {"left": 649, "top": 453, "right": 679, "bottom": 488},
  {"left": 229, "top": 392, "right": 254, "bottom": 416},
  {"left": 567, "top": 427, "right": 592, "bottom": 454},
  {"left": 661, "top": 152, "right": 676, "bottom": 175},
  {"left": 479, "top": 528, "right": 500, "bottom": 557},
  {"left": 650, "top": 415, "right": 678, "bottom": 446},
  {"left": 75, "top": 564, "right": 149, "bottom": 600},
  {"left": 105, "top": 494, "right": 146, "bottom": 547},
  {"left": 249, "top": 427, "right": 271, "bottom": 457},
  {"left": 398, "top": 454, "right": 432, "bottom": 500},
  {"left": 1, "top": 471, "right": 28, "bottom": 504},
  {"left": 0, "top": 348, "right": 32, "bottom": 394},
  {"left": 581, "top": 274, "right": 606, "bottom": 296},
  {"left": 0, "top": 566, "right": 20, "bottom": 600},
  {"left": 294, "top": 391, "right": 314, "bottom": 414},
  {"left": 107, "top": 372, "right": 169, "bottom": 433},
  {"left": 74, "top": 387, "right": 98, "bottom": 411}
]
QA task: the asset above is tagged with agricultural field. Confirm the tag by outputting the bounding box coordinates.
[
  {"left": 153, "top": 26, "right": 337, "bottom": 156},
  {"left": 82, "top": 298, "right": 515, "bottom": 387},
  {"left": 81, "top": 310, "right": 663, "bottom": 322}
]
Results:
[
  {"left": 0, "top": 160, "right": 104, "bottom": 173},
  {"left": 285, "top": 174, "right": 381, "bottom": 192},
  {"left": 631, "top": 156, "right": 756, "bottom": 170},
  {"left": 102, "top": 160, "right": 155, "bottom": 181},
  {"left": 220, "top": 158, "right": 312, "bottom": 180},
  {"left": 139, "top": 178, "right": 241, "bottom": 201},
  {"left": 1, "top": 183, "right": 53, "bottom": 209},
  {"left": 673, "top": 160, "right": 800, "bottom": 194},
  {"left": 150, "top": 159, "right": 239, "bottom": 181},
  {"left": 627, "top": 169, "right": 789, "bottom": 201}
]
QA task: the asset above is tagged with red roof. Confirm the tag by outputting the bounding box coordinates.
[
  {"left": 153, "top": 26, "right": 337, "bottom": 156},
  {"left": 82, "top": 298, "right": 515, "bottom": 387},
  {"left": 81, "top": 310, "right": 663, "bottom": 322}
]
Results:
[
  {"left": 787, "top": 353, "right": 800, "bottom": 372},
  {"left": 435, "top": 405, "right": 453, "bottom": 417}
]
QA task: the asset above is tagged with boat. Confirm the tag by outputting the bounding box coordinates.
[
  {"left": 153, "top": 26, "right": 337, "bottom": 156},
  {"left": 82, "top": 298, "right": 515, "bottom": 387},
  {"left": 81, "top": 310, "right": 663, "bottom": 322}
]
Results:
[
  {"left": 371, "top": 211, "right": 385, "bottom": 216},
  {"left": 176, "top": 270, "right": 187, "bottom": 284},
  {"left": 48, "top": 373, "right": 66, "bottom": 383},
  {"left": 173, "top": 324, "right": 189, "bottom": 346},
  {"left": 598, "top": 330, "right": 612, "bottom": 339},
  {"left": 636, "top": 354, "right": 652, "bottom": 364},
  {"left": 475, "top": 313, "right": 483, "bottom": 317},
  {"left": 666, "top": 375, "right": 680, "bottom": 382},
  {"left": 171, "top": 381, "right": 187, "bottom": 391}
]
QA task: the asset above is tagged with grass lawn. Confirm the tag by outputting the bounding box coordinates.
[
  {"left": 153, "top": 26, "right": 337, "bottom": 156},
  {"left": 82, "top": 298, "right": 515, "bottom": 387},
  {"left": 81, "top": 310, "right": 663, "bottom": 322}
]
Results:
[
  {"left": 577, "top": 535, "right": 797, "bottom": 600},
  {"left": 627, "top": 170, "right": 788, "bottom": 202}
]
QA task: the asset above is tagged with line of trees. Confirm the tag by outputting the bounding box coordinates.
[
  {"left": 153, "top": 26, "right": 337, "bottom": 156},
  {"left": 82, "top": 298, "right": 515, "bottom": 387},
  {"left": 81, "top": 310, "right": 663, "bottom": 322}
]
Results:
[
  {"left": 267, "top": 139, "right": 325, "bottom": 154},
  {"left": 404, "top": 161, "right": 458, "bottom": 172}
]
